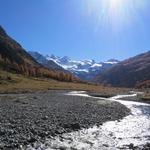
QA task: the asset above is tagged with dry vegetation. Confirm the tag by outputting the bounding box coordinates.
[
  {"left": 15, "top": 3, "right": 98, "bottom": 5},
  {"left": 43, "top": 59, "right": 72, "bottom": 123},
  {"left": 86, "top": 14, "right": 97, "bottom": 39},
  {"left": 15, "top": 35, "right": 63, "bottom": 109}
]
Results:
[
  {"left": 141, "top": 89, "right": 150, "bottom": 101},
  {"left": 0, "top": 70, "right": 129, "bottom": 96},
  {"left": 1, "top": 70, "right": 149, "bottom": 102},
  {"left": 136, "top": 81, "right": 150, "bottom": 101},
  {"left": 0, "top": 53, "right": 78, "bottom": 83},
  {"left": 0, "top": 27, "right": 78, "bottom": 83}
]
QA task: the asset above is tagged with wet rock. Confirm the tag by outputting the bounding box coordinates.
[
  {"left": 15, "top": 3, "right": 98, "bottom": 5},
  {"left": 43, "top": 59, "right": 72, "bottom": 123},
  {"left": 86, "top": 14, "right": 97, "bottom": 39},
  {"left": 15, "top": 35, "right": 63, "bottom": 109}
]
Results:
[
  {"left": 103, "top": 144, "right": 109, "bottom": 147},
  {"left": 27, "top": 137, "right": 37, "bottom": 143},
  {"left": 70, "top": 123, "right": 81, "bottom": 130},
  {"left": 143, "top": 143, "right": 150, "bottom": 149},
  {"left": 128, "top": 143, "right": 134, "bottom": 149},
  {"left": 63, "top": 123, "right": 81, "bottom": 130},
  {"left": 59, "top": 146, "right": 67, "bottom": 150}
]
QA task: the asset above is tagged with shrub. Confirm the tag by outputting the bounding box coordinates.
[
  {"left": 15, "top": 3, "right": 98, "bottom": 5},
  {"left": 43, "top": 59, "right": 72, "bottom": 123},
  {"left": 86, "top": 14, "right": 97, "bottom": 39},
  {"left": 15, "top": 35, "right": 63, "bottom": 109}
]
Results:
[{"left": 6, "top": 76, "right": 12, "bottom": 80}]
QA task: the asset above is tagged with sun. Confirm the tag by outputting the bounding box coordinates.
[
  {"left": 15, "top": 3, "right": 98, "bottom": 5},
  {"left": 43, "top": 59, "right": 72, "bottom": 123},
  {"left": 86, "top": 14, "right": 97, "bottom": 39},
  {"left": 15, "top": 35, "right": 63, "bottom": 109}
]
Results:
[
  {"left": 110, "top": 0, "right": 123, "bottom": 8},
  {"left": 83, "top": 0, "right": 147, "bottom": 32}
]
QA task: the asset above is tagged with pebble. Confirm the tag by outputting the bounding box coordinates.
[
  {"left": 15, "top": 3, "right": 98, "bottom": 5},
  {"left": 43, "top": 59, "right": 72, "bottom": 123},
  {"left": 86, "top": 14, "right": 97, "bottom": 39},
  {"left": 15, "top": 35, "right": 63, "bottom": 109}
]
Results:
[{"left": 0, "top": 90, "right": 130, "bottom": 149}]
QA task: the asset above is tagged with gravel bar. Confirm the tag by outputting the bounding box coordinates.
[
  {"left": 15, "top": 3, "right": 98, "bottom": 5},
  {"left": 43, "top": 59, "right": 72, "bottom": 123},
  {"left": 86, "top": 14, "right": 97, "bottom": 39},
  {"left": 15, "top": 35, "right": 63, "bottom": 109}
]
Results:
[{"left": 0, "top": 90, "right": 130, "bottom": 149}]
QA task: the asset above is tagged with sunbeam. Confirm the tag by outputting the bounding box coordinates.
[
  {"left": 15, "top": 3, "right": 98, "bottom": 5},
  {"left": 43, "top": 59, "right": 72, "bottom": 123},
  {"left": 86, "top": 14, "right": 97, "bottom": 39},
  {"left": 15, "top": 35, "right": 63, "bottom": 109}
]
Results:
[{"left": 84, "top": 0, "right": 147, "bottom": 32}]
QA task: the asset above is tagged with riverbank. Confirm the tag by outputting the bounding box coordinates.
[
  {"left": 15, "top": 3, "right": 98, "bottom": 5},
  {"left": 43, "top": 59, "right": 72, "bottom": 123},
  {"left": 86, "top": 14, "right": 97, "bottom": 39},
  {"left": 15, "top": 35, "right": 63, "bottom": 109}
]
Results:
[
  {"left": 88, "top": 91, "right": 150, "bottom": 104},
  {"left": 0, "top": 70, "right": 129, "bottom": 95},
  {"left": 28, "top": 91, "right": 150, "bottom": 150},
  {"left": 0, "top": 90, "right": 130, "bottom": 149}
]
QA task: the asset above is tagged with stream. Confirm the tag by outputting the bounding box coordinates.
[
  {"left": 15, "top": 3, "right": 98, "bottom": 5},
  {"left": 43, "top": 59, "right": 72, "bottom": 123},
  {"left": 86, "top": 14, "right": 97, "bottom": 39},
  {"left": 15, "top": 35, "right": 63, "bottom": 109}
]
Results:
[{"left": 30, "top": 91, "right": 150, "bottom": 150}]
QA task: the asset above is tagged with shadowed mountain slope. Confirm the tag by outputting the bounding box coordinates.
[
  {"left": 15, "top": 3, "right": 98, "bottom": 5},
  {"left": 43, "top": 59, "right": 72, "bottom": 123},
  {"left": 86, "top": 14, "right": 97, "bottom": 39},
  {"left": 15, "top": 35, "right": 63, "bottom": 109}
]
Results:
[
  {"left": 29, "top": 51, "right": 119, "bottom": 81},
  {"left": 28, "top": 51, "right": 68, "bottom": 73},
  {"left": 0, "top": 26, "right": 78, "bottom": 82},
  {"left": 94, "top": 51, "right": 150, "bottom": 87}
]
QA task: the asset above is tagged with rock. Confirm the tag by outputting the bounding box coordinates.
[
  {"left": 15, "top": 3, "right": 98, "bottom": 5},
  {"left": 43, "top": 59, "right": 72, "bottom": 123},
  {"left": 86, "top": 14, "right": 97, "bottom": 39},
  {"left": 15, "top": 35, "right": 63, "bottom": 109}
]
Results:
[
  {"left": 42, "top": 115, "right": 48, "bottom": 120},
  {"left": 27, "top": 137, "right": 37, "bottom": 143},
  {"left": 0, "top": 90, "right": 130, "bottom": 149},
  {"left": 59, "top": 146, "right": 67, "bottom": 150},
  {"left": 70, "top": 123, "right": 81, "bottom": 130},
  {"left": 128, "top": 143, "right": 134, "bottom": 149},
  {"left": 0, "top": 130, "right": 5, "bottom": 136},
  {"left": 103, "top": 144, "right": 109, "bottom": 147}
]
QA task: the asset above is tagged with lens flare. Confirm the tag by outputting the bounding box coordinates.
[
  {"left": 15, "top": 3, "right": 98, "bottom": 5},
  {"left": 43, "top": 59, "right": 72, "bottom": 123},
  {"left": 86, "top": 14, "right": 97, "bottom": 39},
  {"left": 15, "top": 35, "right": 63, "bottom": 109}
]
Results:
[
  {"left": 110, "top": 0, "right": 122, "bottom": 8},
  {"left": 84, "top": 0, "right": 147, "bottom": 32}
]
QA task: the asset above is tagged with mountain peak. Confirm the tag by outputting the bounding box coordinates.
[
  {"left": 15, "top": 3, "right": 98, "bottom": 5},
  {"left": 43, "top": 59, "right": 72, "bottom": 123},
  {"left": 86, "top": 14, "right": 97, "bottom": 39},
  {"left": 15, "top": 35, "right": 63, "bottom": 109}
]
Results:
[
  {"left": 29, "top": 51, "right": 119, "bottom": 81},
  {"left": 107, "top": 59, "right": 119, "bottom": 62},
  {"left": 62, "top": 56, "right": 70, "bottom": 60},
  {"left": 50, "top": 54, "right": 59, "bottom": 60},
  {"left": 103, "top": 59, "right": 119, "bottom": 64},
  {"left": 94, "top": 51, "right": 150, "bottom": 87},
  {"left": 60, "top": 56, "right": 71, "bottom": 63}
]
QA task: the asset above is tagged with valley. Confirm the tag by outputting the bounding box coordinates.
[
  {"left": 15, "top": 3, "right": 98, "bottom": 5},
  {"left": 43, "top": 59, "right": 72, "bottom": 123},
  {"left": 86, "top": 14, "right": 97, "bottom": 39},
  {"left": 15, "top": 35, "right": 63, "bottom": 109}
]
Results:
[
  {"left": 29, "top": 51, "right": 119, "bottom": 81},
  {"left": 0, "top": 90, "right": 130, "bottom": 149},
  {"left": 0, "top": 6, "right": 150, "bottom": 149}
]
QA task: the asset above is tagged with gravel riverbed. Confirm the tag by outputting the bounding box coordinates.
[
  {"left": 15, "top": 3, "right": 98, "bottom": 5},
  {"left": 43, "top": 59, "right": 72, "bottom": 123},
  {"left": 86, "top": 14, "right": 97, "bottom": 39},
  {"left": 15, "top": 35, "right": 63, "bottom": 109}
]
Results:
[{"left": 0, "top": 90, "right": 130, "bottom": 149}]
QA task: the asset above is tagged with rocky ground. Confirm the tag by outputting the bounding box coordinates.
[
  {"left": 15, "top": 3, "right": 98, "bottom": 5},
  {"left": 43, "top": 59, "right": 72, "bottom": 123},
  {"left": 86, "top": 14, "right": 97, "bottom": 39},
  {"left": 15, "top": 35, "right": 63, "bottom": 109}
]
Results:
[
  {"left": 89, "top": 91, "right": 150, "bottom": 104},
  {"left": 117, "top": 95, "right": 150, "bottom": 104},
  {"left": 0, "top": 90, "right": 130, "bottom": 149}
]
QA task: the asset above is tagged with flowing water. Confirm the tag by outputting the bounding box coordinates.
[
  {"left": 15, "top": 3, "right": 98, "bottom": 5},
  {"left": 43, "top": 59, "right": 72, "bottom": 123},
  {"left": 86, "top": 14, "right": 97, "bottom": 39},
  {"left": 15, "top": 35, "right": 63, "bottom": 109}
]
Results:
[{"left": 29, "top": 91, "right": 150, "bottom": 150}]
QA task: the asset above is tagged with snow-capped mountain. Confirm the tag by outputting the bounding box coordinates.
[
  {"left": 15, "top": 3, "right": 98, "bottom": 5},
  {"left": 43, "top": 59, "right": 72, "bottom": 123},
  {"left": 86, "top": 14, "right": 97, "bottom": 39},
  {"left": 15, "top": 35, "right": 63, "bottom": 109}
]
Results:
[
  {"left": 28, "top": 51, "right": 67, "bottom": 72},
  {"left": 29, "top": 51, "right": 119, "bottom": 80},
  {"left": 46, "top": 55, "right": 119, "bottom": 80}
]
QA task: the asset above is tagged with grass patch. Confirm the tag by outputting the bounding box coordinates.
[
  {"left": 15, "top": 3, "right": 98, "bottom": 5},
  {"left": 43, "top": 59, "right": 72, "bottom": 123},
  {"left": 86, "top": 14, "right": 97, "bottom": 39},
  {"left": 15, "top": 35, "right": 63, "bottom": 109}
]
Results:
[
  {"left": 142, "top": 97, "right": 150, "bottom": 101},
  {"left": 0, "top": 70, "right": 129, "bottom": 95},
  {"left": 140, "top": 88, "right": 150, "bottom": 102}
]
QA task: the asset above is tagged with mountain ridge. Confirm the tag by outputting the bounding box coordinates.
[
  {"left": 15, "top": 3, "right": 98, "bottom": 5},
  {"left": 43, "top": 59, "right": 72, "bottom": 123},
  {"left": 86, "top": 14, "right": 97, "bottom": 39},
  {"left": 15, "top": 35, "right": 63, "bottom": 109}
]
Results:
[
  {"left": 29, "top": 51, "right": 119, "bottom": 80},
  {"left": 0, "top": 26, "right": 78, "bottom": 82},
  {"left": 28, "top": 51, "right": 67, "bottom": 72},
  {"left": 94, "top": 51, "right": 150, "bottom": 87}
]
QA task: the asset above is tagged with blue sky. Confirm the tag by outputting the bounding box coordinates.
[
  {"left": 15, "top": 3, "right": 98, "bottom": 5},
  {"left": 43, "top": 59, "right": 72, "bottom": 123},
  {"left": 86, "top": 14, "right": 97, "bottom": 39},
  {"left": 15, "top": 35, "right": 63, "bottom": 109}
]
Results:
[{"left": 0, "top": 0, "right": 150, "bottom": 61}]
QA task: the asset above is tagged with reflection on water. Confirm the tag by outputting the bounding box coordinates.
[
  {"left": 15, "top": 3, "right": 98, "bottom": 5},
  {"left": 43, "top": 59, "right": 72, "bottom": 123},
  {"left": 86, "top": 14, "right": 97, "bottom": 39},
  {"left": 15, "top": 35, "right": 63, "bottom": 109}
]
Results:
[{"left": 30, "top": 91, "right": 150, "bottom": 150}]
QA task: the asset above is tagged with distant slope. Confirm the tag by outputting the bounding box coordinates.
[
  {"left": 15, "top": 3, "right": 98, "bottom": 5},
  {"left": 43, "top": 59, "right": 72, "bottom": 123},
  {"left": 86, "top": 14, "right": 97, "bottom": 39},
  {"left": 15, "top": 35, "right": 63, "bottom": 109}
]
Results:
[
  {"left": 0, "top": 26, "right": 41, "bottom": 70},
  {"left": 136, "top": 80, "right": 150, "bottom": 88},
  {"left": 47, "top": 55, "right": 119, "bottom": 81},
  {"left": 28, "top": 51, "right": 68, "bottom": 72},
  {"left": 29, "top": 51, "right": 119, "bottom": 81},
  {"left": 94, "top": 51, "right": 150, "bottom": 87},
  {"left": 0, "top": 26, "right": 78, "bottom": 82}
]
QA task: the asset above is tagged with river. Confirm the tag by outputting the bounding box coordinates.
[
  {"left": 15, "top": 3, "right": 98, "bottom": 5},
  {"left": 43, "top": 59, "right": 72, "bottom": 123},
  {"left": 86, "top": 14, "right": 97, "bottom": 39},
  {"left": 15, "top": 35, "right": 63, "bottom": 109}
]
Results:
[{"left": 30, "top": 91, "right": 150, "bottom": 150}]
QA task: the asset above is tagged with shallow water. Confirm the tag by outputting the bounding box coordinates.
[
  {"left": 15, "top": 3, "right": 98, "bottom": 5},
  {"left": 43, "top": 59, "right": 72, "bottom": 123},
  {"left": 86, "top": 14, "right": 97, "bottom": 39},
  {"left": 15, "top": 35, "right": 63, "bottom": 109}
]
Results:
[{"left": 29, "top": 91, "right": 150, "bottom": 150}]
